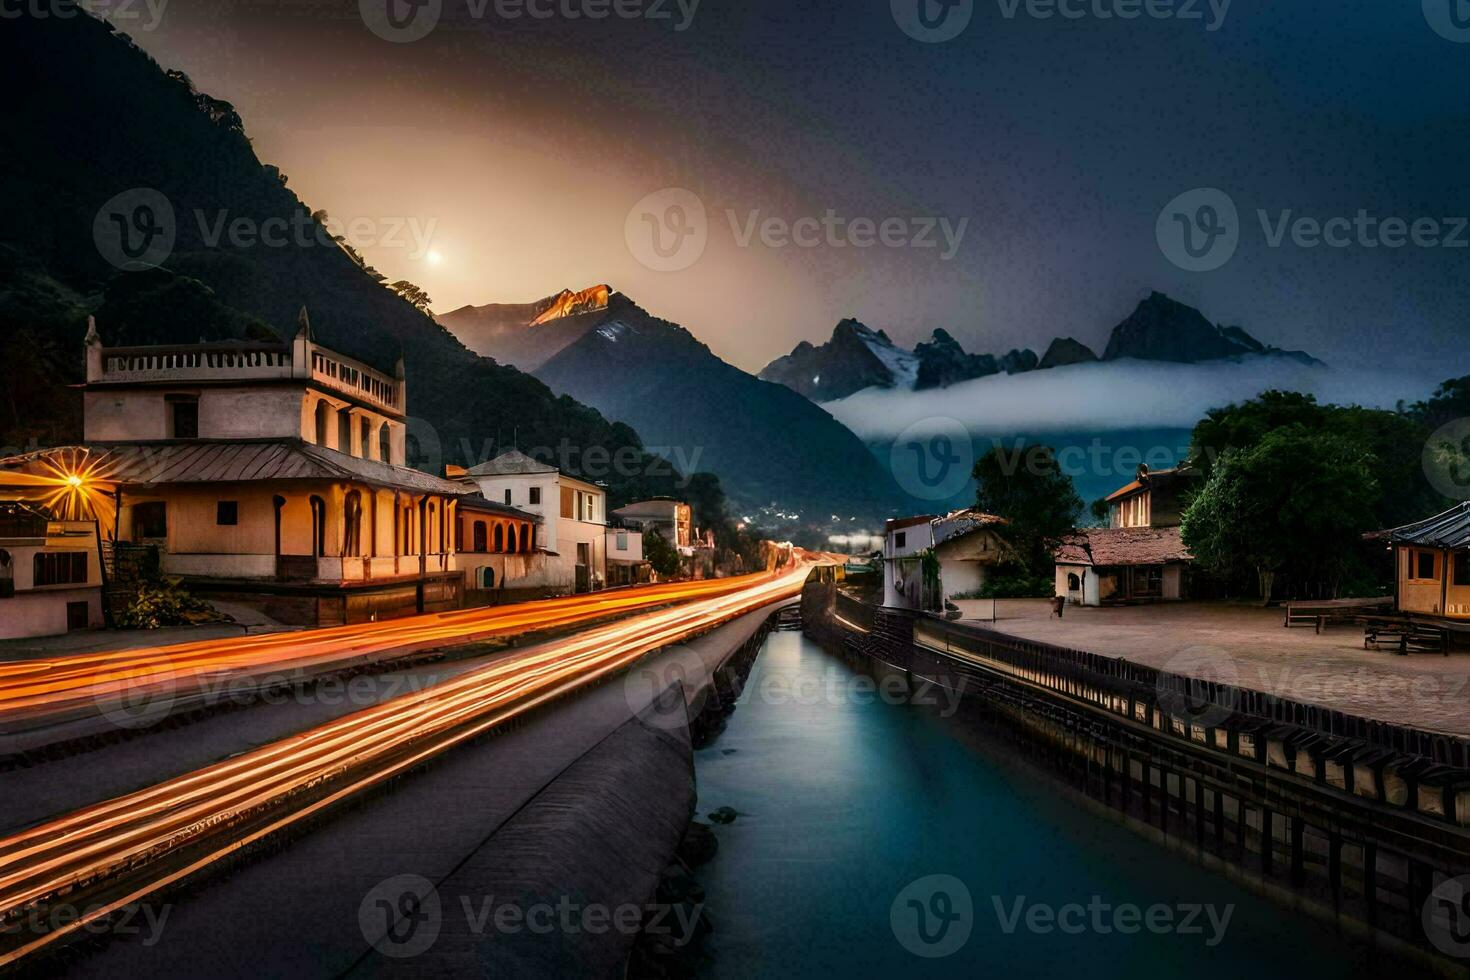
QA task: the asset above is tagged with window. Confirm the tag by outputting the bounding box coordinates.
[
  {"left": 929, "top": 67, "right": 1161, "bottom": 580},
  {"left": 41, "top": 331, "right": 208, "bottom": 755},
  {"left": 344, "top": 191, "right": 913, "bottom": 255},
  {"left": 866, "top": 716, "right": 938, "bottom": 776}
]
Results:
[
  {"left": 529, "top": 487, "right": 541, "bottom": 506},
  {"left": 33, "top": 552, "right": 88, "bottom": 586},
  {"left": 473, "top": 521, "right": 487, "bottom": 553},
  {"left": 379, "top": 424, "right": 392, "bottom": 463},
  {"left": 133, "top": 502, "right": 166, "bottom": 538},
  {"left": 504, "top": 489, "right": 512, "bottom": 505},
  {"left": 616, "top": 531, "right": 628, "bottom": 551},
  {"left": 361, "top": 418, "right": 372, "bottom": 459},
  {"left": 169, "top": 397, "right": 199, "bottom": 439},
  {"left": 216, "top": 501, "right": 239, "bottom": 526},
  {"left": 314, "top": 401, "right": 330, "bottom": 446},
  {"left": 1067, "top": 572, "right": 1081, "bottom": 591},
  {"left": 66, "top": 601, "right": 89, "bottom": 630},
  {"left": 337, "top": 409, "right": 352, "bottom": 454},
  {"left": 344, "top": 491, "right": 363, "bottom": 557},
  {"left": 494, "top": 524, "right": 504, "bottom": 552},
  {"left": 1413, "top": 550, "right": 1439, "bottom": 580},
  {"left": 0, "top": 548, "right": 12, "bottom": 599},
  {"left": 1456, "top": 552, "right": 1470, "bottom": 588},
  {"left": 895, "top": 531, "right": 907, "bottom": 549}
]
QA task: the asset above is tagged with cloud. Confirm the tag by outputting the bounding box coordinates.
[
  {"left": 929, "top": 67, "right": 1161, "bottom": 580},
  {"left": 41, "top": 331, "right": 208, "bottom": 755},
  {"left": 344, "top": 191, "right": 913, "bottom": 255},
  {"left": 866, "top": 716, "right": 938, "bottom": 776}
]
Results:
[{"left": 822, "top": 356, "right": 1436, "bottom": 441}]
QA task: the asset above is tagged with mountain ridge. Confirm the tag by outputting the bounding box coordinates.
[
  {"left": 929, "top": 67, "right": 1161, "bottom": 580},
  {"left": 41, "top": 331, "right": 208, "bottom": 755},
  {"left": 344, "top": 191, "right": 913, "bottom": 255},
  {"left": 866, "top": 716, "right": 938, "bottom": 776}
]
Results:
[{"left": 758, "top": 290, "right": 1323, "bottom": 404}]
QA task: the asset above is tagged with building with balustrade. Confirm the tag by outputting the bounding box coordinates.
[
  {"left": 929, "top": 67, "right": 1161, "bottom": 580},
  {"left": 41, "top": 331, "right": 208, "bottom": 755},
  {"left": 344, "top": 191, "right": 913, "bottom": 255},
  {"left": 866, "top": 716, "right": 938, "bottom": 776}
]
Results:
[{"left": 0, "top": 315, "right": 552, "bottom": 627}]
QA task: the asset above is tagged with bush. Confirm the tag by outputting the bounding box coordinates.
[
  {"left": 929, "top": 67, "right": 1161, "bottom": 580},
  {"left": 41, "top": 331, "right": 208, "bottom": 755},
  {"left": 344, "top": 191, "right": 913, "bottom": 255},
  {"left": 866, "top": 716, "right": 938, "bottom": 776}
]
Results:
[
  {"left": 977, "top": 570, "right": 1054, "bottom": 599},
  {"left": 116, "top": 578, "right": 221, "bottom": 629}
]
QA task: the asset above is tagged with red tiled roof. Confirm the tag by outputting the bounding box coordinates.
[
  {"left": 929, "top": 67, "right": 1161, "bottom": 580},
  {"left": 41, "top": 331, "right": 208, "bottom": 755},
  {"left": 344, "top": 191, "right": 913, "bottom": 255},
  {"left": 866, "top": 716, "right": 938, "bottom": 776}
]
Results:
[{"left": 1054, "top": 525, "right": 1193, "bottom": 567}]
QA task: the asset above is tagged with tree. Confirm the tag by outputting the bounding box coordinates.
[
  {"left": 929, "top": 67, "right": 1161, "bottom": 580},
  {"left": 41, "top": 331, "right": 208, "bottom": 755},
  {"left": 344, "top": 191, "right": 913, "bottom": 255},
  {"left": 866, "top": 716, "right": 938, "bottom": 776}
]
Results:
[
  {"left": 1181, "top": 427, "right": 1380, "bottom": 600},
  {"left": 388, "top": 279, "right": 433, "bottom": 313},
  {"left": 971, "top": 444, "right": 1082, "bottom": 581},
  {"left": 643, "top": 528, "right": 682, "bottom": 579}
]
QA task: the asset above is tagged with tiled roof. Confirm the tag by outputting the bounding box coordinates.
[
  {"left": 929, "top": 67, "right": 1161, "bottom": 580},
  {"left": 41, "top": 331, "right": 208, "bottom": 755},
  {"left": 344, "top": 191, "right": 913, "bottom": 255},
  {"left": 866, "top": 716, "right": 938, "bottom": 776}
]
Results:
[
  {"left": 1054, "top": 525, "right": 1193, "bottom": 567},
  {"left": 932, "top": 509, "right": 1008, "bottom": 546},
  {"left": 1378, "top": 502, "right": 1470, "bottom": 550},
  {"left": 0, "top": 441, "right": 471, "bottom": 496},
  {"left": 466, "top": 449, "right": 557, "bottom": 476}
]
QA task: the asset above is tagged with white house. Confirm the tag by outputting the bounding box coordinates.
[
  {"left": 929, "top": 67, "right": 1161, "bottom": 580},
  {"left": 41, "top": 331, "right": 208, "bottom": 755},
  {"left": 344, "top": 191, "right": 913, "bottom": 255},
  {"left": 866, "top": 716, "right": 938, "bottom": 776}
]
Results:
[
  {"left": 882, "top": 514, "right": 936, "bottom": 609},
  {"left": 0, "top": 315, "right": 477, "bottom": 626},
  {"left": 464, "top": 449, "right": 611, "bottom": 593},
  {"left": 0, "top": 499, "right": 105, "bottom": 640}
]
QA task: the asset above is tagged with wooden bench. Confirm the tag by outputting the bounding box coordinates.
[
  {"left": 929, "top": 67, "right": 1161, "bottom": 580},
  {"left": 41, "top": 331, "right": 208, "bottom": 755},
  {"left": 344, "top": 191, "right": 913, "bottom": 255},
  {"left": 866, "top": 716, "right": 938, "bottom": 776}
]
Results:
[
  {"left": 1286, "top": 599, "right": 1391, "bottom": 633},
  {"left": 1361, "top": 616, "right": 1448, "bottom": 656}
]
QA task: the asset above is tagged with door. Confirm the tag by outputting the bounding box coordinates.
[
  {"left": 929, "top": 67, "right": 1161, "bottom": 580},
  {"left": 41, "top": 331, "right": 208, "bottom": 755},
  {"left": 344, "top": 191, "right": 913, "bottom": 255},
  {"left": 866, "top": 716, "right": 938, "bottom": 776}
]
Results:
[{"left": 575, "top": 542, "right": 591, "bottom": 593}]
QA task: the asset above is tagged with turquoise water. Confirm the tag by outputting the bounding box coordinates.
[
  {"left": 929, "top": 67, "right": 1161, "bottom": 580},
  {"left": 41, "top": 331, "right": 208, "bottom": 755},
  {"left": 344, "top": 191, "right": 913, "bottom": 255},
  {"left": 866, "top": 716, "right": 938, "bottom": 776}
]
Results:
[{"left": 692, "top": 630, "right": 1381, "bottom": 979}]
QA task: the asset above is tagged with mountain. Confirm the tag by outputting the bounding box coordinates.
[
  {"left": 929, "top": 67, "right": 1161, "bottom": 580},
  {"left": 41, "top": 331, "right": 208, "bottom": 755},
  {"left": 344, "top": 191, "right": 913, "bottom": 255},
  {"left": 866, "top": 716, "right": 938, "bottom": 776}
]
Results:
[
  {"left": 441, "top": 291, "right": 901, "bottom": 518},
  {"left": 437, "top": 285, "right": 612, "bottom": 372},
  {"left": 913, "top": 329, "right": 998, "bottom": 390},
  {"left": 755, "top": 318, "right": 917, "bottom": 401},
  {"left": 1038, "top": 337, "right": 1099, "bottom": 369},
  {"left": 759, "top": 291, "right": 1321, "bottom": 404},
  {"left": 0, "top": 10, "right": 687, "bottom": 505}
]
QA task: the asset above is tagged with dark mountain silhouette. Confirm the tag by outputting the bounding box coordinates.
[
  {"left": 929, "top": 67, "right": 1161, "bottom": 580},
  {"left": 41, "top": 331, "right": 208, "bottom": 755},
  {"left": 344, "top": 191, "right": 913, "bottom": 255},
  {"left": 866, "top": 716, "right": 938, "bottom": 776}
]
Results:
[
  {"left": 759, "top": 291, "right": 1320, "bottom": 403},
  {"left": 442, "top": 292, "right": 902, "bottom": 517},
  {"left": 0, "top": 9, "right": 689, "bottom": 505}
]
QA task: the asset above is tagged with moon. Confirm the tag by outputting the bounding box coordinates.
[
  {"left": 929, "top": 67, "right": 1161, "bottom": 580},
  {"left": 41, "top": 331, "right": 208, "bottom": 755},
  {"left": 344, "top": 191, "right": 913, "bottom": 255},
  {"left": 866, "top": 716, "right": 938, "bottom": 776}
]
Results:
[{"left": 426, "top": 249, "right": 443, "bottom": 266}]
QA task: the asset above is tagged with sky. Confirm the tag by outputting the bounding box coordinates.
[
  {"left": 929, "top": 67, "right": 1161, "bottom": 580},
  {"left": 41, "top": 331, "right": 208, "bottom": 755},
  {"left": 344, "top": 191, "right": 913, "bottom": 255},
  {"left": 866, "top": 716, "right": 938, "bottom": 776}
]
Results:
[{"left": 122, "top": 0, "right": 1470, "bottom": 380}]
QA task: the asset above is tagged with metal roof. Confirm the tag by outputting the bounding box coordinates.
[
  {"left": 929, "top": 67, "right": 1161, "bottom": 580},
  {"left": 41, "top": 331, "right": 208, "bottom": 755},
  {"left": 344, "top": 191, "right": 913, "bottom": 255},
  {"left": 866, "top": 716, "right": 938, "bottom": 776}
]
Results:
[
  {"left": 466, "top": 449, "right": 557, "bottom": 477},
  {"left": 457, "top": 495, "right": 541, "bottom": 522},
  {"left": 0, "top": 441, "right": 472, "bottom": 496},
  {"left": 1380, "top": 501, "right": 1470, "bottom": 550}
]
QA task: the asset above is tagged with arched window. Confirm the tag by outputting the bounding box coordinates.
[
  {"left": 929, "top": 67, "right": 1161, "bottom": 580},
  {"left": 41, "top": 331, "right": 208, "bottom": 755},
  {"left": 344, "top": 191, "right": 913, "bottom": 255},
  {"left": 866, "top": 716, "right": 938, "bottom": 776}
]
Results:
[
  {"left": 0, "top": 548, "right": 12, "bottom": 598},
  {"left": 337, "top": 409, "right": 351, "bottom": 454},
  {"left": 272, "top": 495, "right": 286, "bottom": 556},
  {"left": 314, "top": 401, "right": 330, "bottom": 446},
  {"left": 1067, "top": 573, "right": 1081, "bottom": 591},
  {"left": 344, "top": 491, "right": 363, "bottom": 557},
  {"left": 379, "top": 424, "right": 392, "bottom": 464},
  {"left": 521, "top": 523, "right": 531, "bottom": 552},
  {"left": 359, "top": 418, "right": 371, "bottom": 460},
  {"left": 506, "top": 524, "right": 517, "bottom": 553},
  {"left": 309, "top": 495, "right": 326, "bottom": 557},
  {"left": 493, "top": 524, "right": 504, "bottom": 553},
  {"left": 473, "top": 521, "right": 487, "bottom": 553}
]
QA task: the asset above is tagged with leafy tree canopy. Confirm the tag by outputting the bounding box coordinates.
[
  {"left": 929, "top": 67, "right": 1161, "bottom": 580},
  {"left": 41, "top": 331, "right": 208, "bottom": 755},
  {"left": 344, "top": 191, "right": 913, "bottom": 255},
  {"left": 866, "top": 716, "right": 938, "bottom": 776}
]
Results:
[{"left": 972, "top": 444, "right": 1082, "bottom": 576}]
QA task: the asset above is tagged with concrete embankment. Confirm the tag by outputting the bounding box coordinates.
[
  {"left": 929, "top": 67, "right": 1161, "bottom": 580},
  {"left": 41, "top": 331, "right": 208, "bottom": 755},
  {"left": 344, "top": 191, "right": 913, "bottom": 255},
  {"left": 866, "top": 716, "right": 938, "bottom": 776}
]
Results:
[{"left": 48, "top": 600, "right": 786, "bottom": 978}]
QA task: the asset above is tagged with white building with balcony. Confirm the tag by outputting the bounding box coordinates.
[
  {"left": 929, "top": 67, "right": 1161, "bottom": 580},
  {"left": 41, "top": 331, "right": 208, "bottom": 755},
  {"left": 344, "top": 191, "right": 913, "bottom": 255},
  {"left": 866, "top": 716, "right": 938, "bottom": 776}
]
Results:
[{"left": 0, "top": 315, "right": 476, "bottom": 626}]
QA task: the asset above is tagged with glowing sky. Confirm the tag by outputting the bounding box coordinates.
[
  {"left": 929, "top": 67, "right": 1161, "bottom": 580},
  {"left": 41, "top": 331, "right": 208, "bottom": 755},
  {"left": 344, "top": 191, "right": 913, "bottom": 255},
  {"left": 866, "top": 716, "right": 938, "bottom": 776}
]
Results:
[{"left": 127, "top": 1, "right": 1470, "bottom": 379}]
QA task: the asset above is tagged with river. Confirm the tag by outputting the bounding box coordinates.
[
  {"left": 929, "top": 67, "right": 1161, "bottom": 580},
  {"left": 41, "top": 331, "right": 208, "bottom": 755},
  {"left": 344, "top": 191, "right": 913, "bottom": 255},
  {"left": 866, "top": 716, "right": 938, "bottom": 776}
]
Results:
[{"left": 691, "top": 629, "right": 1383, "bottom": 978}]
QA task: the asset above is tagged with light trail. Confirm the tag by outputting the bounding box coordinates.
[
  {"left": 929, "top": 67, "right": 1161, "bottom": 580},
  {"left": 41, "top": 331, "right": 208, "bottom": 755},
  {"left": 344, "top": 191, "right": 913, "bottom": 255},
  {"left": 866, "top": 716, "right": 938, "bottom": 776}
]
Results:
[
  {"left": 0, "top": 573, "right": 773, "bottom": 726},
  {"left": 0, "top": 561, "right": 816, "bottom": 966}
]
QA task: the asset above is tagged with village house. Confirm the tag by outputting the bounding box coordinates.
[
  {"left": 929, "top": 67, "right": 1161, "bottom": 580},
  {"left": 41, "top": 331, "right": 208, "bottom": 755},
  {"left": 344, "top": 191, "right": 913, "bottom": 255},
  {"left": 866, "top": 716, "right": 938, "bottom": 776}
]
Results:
[
  {"left": 1055, "top": 463, "right": 1196, "bottom": 606},
  {"left": 611, "top": 498, "right": 693, "bottom": 552},
  {"left": 463, "top": 449, "right": 612, "bottom": 593},
  {"left": 882, "top": 514, "right": 936, "bottom": 610},
  {"left": 0, "top": 497, "right": 106, "bottom": 640},
  {"left": 0, "top": 317, "right": 494, "bottom": 627},
  {"left": 1377, "top": 501, "right": 1470, "bottom": 622}
]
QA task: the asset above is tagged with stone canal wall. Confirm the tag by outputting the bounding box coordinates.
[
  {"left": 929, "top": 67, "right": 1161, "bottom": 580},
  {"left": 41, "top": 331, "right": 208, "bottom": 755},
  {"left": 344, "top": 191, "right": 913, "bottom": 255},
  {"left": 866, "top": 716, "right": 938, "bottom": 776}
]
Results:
[{"left": 801, "top": 570, "right": 1470, "bottom": 967}]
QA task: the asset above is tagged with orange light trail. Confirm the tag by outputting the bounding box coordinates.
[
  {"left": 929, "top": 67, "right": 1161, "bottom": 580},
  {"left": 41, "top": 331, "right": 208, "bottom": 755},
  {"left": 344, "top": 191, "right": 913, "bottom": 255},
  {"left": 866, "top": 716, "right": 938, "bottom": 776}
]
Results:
[
  {"left": 0, "top": 571, "right": 774, "bottom": 727},
  {"left": 0, "top": 561, "right": 818, "bottom": 966}
]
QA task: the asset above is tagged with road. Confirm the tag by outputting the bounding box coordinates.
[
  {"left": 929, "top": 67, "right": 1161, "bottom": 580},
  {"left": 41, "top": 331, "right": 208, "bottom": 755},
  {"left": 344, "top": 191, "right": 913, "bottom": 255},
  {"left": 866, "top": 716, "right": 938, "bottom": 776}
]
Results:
[
  {"left": 0, "top": 562, "right": 813, "bottom": 968},
  {"left": 0, "top": 573, "right": 778, "bottom": 732}
]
